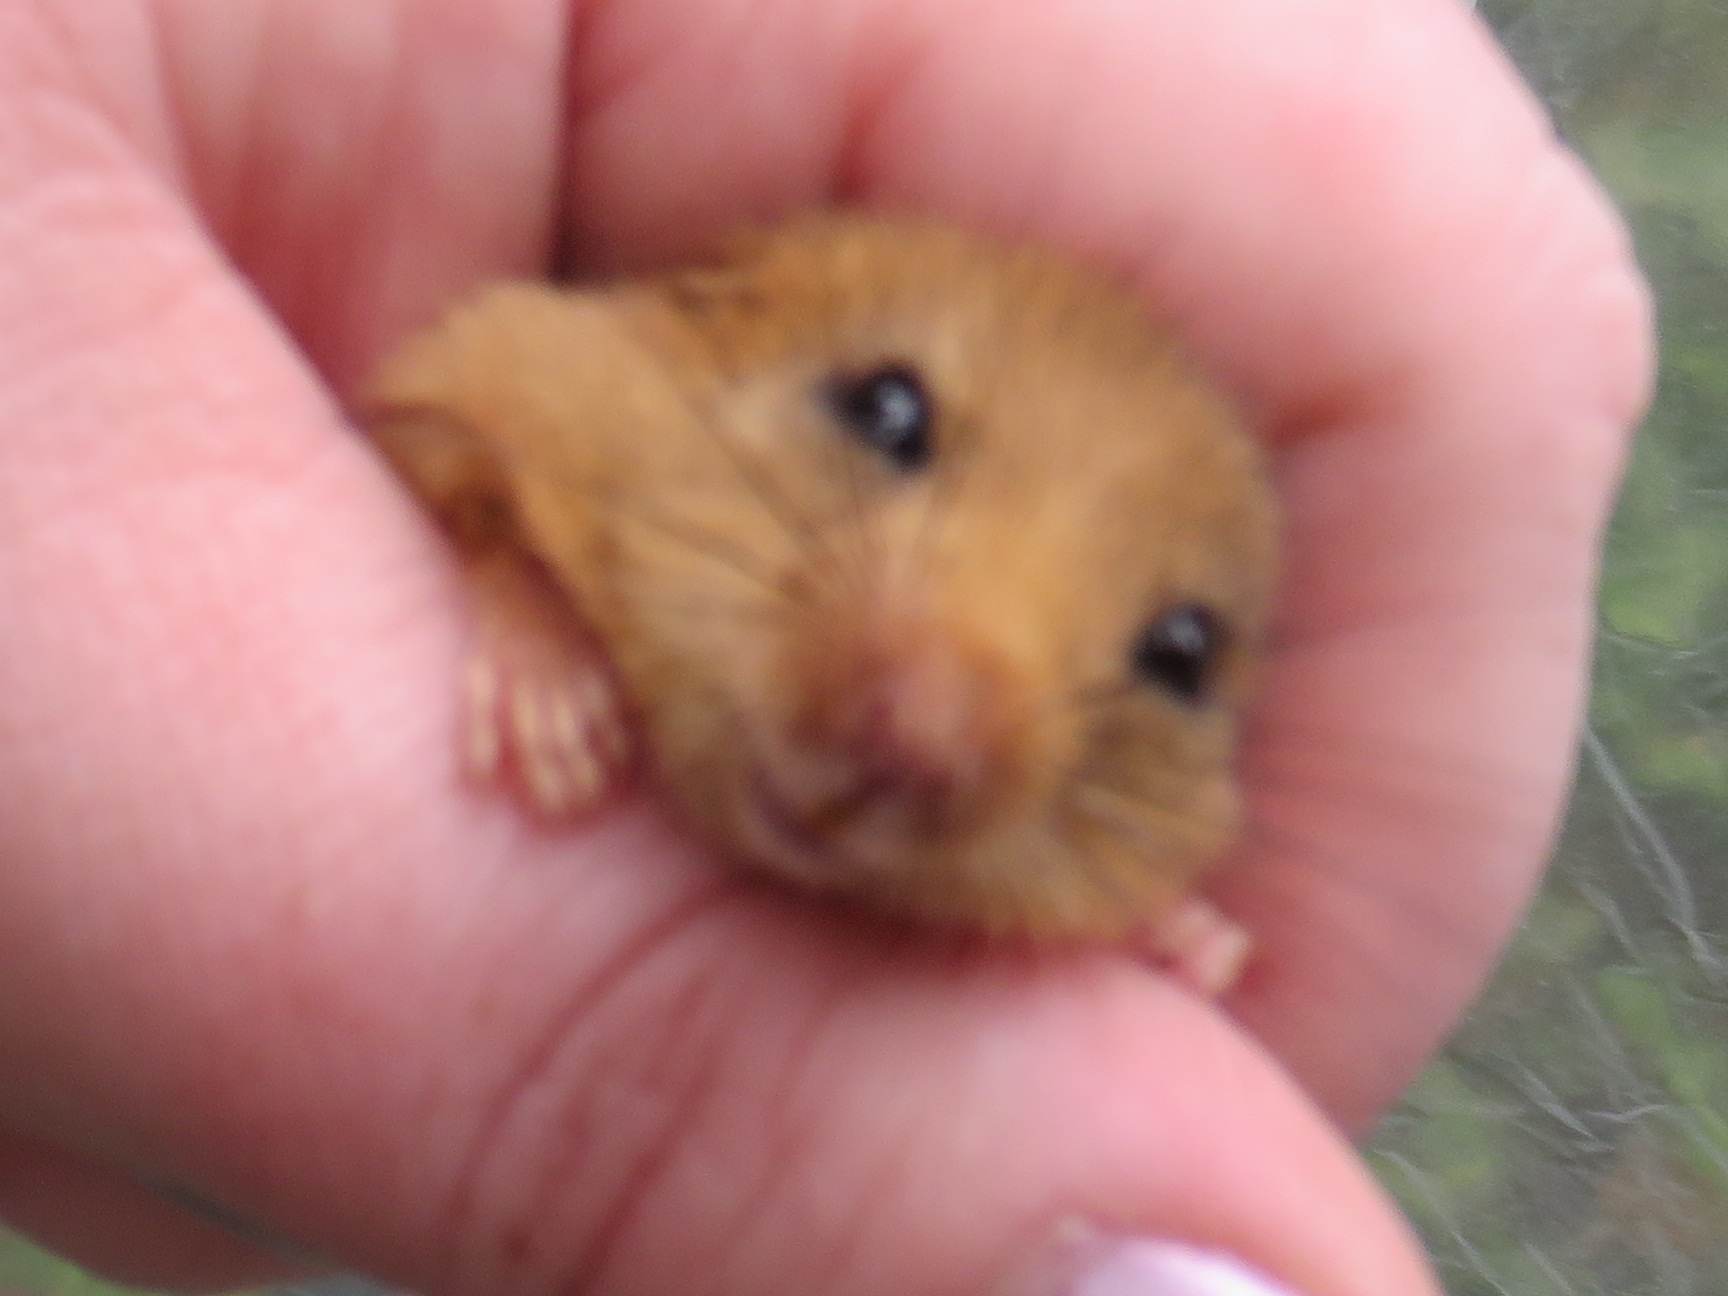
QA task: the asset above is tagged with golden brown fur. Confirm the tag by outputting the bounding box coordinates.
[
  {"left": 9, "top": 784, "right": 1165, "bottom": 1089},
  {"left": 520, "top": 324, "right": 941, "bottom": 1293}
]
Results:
[{"left": 362, "top": 214, "right": 1278, "bottom": 942}]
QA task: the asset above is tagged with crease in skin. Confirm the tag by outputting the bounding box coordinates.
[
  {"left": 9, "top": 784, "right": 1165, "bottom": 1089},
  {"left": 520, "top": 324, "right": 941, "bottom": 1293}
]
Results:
[
  {"left": 686, "top": 954, "right": 867, "bottom": 1288},
  {"left": 549, "top": 945, "right": 744, "bottom": 1293},
  {"left": 437, "top": 875, "right": 744, "bottom": 1289}
]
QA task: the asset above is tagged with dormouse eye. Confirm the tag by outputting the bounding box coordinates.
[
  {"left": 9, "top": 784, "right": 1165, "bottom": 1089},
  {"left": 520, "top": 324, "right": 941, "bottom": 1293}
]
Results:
[
  {"left": 825, "top": 363, "right": 933, "bottom": 470},
  {"left": 1131, "top": 604, "right": 1225, "bottom": 704}
]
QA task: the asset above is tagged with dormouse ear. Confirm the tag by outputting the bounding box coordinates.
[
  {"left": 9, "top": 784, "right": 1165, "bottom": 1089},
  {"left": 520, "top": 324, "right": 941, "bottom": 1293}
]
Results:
[
  {"left": 365, "top": 403, "right": 517, "bottom": 552},
  {"left": 359, "top": 287, "right": 566, "bottom": 554}
]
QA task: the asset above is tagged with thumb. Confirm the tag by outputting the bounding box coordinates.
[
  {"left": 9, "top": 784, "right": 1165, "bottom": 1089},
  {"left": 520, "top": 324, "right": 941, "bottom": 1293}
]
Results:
[
  {"left": 4, "top": 843, "right": 1441, "bottom": 1296},
  {"left": 401, "top": 904, "right": 1441, "bottom": 1296}
]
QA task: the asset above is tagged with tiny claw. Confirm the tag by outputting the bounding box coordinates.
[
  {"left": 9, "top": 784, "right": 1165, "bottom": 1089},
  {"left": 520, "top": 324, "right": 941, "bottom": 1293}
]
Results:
[
  {"left": 547, "top": 690, "right": 583, "bottom": 754},
  {"left": 1148, "top": 897, "right": 1251, "bottom": 998},
  {"left": 561, "top": 730, "right": 605, "bottom": 806},
  {"left": 545, "top": 689, "right": 603, "bottom": 805},
  {"left": 453, "top": 550, "right": 631, "bottom": 822},
  {"left": 510, "top": 679, "right": 544, "bottom": 753},
  {"left": 525, "top": 760, "right": 576, "bottom": 817},
  {"left": 464, "top": 654, "right": 503, "bottom": 780},
  {"left": 579, "top": 673, "right": 631, "bottom": 763},
  {"left": 513, "top": 684, "right": 572, "bottom": 816}
]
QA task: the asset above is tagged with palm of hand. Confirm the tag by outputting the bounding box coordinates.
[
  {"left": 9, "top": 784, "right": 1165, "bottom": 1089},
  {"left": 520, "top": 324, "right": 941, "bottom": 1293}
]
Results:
[{"left": 0, "top": 3, "right": 1650, "bottom": 1295}]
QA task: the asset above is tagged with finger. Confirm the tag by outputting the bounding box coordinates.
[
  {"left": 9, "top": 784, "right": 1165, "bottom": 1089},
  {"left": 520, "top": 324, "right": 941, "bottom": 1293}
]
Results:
[
  {"left": 559, "top": 0, "right": 1654, "bottom": 1124},
  {"left": 562, "top": 0, "right": 1649, "bottom": 422},
  {"left": 4, "top": 777, "right": 1440, "bottom": 1296},
  {"left": 124, "top": 0, "right": 570, "bottom": 391}
]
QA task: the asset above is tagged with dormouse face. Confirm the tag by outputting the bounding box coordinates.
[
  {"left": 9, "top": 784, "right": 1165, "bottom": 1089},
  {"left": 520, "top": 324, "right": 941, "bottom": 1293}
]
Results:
[{"left": 613, "top": 218, "right": 1279, "bottom": 939}]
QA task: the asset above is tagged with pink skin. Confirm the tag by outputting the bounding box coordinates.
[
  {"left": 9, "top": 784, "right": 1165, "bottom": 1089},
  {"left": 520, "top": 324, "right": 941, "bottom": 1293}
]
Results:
[{"left": 0, "top": 2, "right": 1650, "bottom": 1295}]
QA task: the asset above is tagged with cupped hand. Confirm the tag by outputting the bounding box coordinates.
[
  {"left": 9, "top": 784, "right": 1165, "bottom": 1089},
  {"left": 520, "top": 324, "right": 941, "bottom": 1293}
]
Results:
[{"left": 0, "top": 2, "right": 1651, "bottom": 1294}]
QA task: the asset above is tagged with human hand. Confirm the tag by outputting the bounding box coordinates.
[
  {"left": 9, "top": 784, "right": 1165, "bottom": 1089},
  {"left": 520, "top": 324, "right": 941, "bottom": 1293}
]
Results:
[{"left": 0, "top": 2, "right": 1651, "bottom": 1295}]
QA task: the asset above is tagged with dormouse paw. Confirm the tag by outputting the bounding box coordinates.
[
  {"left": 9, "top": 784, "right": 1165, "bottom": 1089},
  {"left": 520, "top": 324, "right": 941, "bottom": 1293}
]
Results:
[
  {"left": 462, "top": 554, "right": 631, "bottom": 820},
  {"left": 1144, "top": 896, "right": 1251, "bottom": 998}
]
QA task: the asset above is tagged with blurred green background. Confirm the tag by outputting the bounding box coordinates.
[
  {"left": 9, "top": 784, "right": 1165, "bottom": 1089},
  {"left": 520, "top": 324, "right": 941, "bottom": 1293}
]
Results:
[
  {"left": 5, "top": 0, "right": 1725, "bottom": 1292},
  {"left": 1368, "top": 3, "right": 1728, "bottom": 1292}
]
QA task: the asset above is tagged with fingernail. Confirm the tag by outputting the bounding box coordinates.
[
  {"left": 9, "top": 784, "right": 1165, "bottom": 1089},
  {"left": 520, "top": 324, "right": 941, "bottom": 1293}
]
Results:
[{"left": 1018, "top": 1232, "right": 1304, "bottom": 1296}]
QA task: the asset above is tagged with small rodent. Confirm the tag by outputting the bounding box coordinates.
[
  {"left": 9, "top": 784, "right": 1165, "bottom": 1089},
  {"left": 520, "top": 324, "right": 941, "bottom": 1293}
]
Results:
[{"left": 361, "top": 214, "right": 1279, "bottom": 993}]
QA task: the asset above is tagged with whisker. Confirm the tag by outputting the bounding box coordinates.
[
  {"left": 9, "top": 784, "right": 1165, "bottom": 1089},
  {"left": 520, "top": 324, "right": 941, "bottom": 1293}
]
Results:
[
  {"left": 1082, "top": 759, "right": 1217, "bottom": 803},
  {"left": 1062, "top": 678, "right": 1139, "bottom": 712},
  {"left": 1070, "top": 781, "right": 1468, "bottom": 960},
  {"left": 823, "top": 413, "right": 885, "bottom": 610},
  {"left": 674, "top": 383, "right": 847, "bottom": 584},
  {"left": 904, "top": 407, "right": 978, "bottom": 596},
  {"left": 595, "top": 499, "right": 792, "bottom": 599},
  {"left": 1068, "top": 778, "right": 1222, "bottom": 852},
  {"left": 612, "top": 310, "right": 856, "bottom": 596},
  {"left": 1018, "top": 677, "right": 1147, "bottom": 736},
  {"left": 1070, "top": 832, "right": 1169, "bottom": 924},
  {"left": 1068, "top": 739, "right": 1503, "bottom": 957},
  {"left": 626, "top": 590, "right": 782, "bottom": 627}
]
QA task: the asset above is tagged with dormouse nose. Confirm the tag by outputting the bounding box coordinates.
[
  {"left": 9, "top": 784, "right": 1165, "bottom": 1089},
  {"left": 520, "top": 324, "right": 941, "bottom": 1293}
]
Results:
[{"left": 800, "top": 619, "right": 1015, "bottom": 829}]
